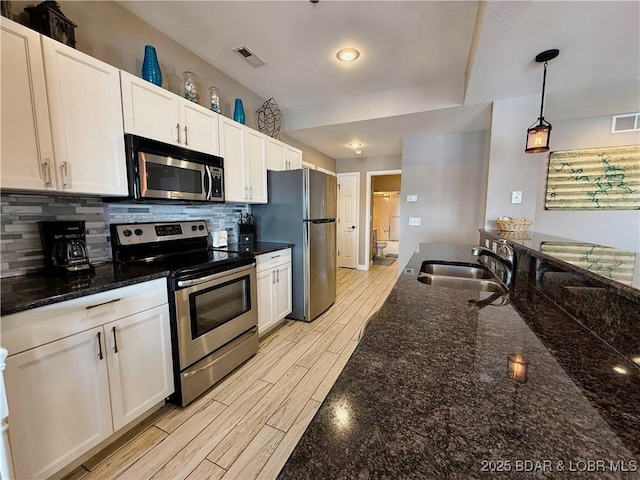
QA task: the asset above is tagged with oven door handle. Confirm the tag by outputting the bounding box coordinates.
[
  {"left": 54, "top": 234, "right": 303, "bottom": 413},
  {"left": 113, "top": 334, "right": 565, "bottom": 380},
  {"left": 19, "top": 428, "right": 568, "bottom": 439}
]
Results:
[{"left": 176, "top": 262, "right": 256, "bottom": 288}]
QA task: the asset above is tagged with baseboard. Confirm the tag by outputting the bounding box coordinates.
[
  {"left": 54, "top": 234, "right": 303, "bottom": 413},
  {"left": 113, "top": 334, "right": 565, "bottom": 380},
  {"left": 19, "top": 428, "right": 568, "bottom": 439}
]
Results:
[{"left": 356, "top": 264, "right": 369, "bottom": 271}]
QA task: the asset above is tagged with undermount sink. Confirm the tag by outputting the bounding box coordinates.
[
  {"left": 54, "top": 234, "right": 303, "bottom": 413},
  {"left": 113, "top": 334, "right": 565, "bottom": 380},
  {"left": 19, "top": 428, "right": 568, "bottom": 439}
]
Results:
[
  {"left": 420, "top": 261, "right": 494, "bottom": 279},
  {"left": 417, "top": 274, "right": 504, "bottom": 292},
  {"left": 417, "top": 261, "right": 505, "bottom": 292}
]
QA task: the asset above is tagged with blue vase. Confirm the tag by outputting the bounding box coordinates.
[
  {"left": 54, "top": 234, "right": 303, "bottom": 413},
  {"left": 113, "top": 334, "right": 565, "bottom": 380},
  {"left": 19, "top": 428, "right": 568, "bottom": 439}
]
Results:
[
  {"left": 141, "top": 45, "right": 162, "bottom": 86},
  {"left": 233, "top": 98, "right": 245, "bottom": 124}
]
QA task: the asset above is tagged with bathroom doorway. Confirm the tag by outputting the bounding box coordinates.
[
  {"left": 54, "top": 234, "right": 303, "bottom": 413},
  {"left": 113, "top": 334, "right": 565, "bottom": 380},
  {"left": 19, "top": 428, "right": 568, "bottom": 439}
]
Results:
[{"left": 365, "top": 169, "right": 402, "bottom": 268}]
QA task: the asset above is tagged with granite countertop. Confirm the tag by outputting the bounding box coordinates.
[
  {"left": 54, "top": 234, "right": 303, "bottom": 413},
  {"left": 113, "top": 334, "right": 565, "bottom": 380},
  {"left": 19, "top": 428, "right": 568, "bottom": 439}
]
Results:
[
  {"left": 1, "top": 263, "right": 170, "bottom": 316},
  {"left": 279, "top": 244, "right": 640, "bottom": 479}
]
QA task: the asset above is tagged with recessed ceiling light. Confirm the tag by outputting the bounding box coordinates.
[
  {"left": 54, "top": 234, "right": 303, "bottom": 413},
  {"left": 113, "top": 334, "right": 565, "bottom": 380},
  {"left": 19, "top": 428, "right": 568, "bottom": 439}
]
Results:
[
  {"left": 355, "top": 150, "right": 363, "bottom": 155},
  {"left": 348, "top": 142, "right": 362, "bottom": 148},
  {"left": 337, "top": 48, "right": 360, "bottom": 62},
  {"left": 613, "top": 365, "right": 628, "bottom": 375}
]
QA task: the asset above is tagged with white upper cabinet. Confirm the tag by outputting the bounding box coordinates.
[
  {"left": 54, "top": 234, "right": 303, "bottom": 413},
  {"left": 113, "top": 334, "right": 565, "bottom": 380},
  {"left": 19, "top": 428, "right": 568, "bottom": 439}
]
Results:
[
  {"left": 121, "top": 71, "right": 220, "bottom": 156},
  {"left": 42, "top": 36, "right": 128, "bottom": 196},
  {"left": 120, "top": 71, "right": 180, "bottom": 145},
  {"left": 0, "top": 18, "right": 55, "bottom": 191},
  {"left": 266, "top": 137, "right": 302, "bottom": 171},
  {"left": 286, "top": 145, "right": 303, "bottom": 170},
  {"left": 219, "top": 116, "right": 267, "bottom": 203},
  {"left": 245, "top": 128, "right": 268, "bottom": 203}
]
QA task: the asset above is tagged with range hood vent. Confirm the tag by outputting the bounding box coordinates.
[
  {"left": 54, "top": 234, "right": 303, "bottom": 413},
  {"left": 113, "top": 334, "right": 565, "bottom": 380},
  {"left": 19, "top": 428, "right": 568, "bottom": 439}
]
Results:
[
  {"left": 611, "top": 113, "right": 640, "bottom": 133},
  {"left": 233, "top": 45, "right": 266, "bottom": 68}
]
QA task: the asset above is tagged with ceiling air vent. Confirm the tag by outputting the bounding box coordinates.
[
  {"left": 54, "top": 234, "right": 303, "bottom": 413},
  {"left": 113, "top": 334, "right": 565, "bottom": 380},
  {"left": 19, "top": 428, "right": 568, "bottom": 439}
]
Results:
[
  {"left": 233, "top": 45, "right": 266, "bottom": 68},
  {"left": 611, "top": 112, "right": 640, "bottom": 133}
]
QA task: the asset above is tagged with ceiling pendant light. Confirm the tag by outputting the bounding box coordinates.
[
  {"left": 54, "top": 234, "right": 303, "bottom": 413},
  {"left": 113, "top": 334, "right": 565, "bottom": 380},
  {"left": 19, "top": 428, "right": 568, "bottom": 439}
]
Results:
[{"left": 525, "top": 49, "right": 559, "bottom": 154}]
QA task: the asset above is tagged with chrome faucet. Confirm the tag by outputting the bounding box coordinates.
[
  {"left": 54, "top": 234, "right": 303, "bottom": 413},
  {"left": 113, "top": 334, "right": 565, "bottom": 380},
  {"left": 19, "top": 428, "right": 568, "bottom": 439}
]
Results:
[{"left": 472, "top": 240, "right": 517, "bottom": 288}]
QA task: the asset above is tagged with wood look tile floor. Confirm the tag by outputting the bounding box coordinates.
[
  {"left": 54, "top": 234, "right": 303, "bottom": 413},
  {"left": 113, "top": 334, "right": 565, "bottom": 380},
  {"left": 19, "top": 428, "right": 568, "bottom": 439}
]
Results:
[{"left": 67, "top": 264, "right": 397, "bottom": 480}]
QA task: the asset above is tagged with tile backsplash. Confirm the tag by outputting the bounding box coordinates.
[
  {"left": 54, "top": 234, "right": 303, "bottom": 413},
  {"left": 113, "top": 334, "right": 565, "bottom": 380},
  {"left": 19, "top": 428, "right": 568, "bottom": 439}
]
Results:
[{"left": 0, "top": 193, "right": 249, "bottom": 278}]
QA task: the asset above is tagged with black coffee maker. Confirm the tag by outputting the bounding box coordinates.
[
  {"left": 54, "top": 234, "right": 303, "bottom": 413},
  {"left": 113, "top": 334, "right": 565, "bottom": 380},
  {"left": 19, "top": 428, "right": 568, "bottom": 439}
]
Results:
[{"left": 40, "top": 221, "right": 95, "bottom": 275}]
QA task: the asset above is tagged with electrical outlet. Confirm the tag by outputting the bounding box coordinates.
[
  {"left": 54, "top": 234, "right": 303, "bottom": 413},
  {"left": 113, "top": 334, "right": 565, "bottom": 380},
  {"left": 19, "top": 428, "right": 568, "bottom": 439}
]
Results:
[
  {"left": 511, "top": 191, "right": 523, "bottom": 204},
  {"left": 407, "top": 194, "right": 418, "bottom": 203},
  {"left": 409, "top": 217, "right": 421, "bottom": 226}
]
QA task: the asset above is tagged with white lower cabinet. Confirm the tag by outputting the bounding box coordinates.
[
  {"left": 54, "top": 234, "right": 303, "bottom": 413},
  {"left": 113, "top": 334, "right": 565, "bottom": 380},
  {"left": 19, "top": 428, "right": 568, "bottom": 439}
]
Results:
[
  {"left": 256, "top": 249, "right": 292, "bottom": 335},
  {"left": 2, "top": 279, "right": 172, "bottom": 480}
]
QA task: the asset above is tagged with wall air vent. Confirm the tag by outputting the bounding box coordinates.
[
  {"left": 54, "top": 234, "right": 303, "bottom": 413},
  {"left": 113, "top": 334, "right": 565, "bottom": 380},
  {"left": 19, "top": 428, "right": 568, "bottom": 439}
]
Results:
[
  {"left": 611, "top": 112, "right": 640, "bottom": 133},
  {"left": 232, "top": 45, "right": 266, "bottom": 68}
]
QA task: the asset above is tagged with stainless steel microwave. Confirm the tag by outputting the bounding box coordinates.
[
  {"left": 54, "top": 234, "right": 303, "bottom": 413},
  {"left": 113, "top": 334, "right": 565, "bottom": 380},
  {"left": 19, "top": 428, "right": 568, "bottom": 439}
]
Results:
[{"left": 124, "top": 134, "right": 224, "bottom": 202}]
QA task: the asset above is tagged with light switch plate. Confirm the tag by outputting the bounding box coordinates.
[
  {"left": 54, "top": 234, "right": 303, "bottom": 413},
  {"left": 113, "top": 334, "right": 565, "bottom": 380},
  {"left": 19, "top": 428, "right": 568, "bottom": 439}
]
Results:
[
  {"left": 511, "top": 191, "right": 523, "bottom": 204},
  {"left": 407, "top": 194, "right": 418, "bottom": 203},
  {"left": 409, "top": 217, "right": 421, "bottom": 226}
]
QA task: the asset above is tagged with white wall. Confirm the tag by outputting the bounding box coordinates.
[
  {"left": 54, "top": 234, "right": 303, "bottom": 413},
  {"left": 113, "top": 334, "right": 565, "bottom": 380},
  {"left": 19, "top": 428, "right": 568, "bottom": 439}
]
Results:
[
  {"left": 533, "top": 116, "right": 640, "bottom": 252},
  {"left": 399, "top": 131, "right": 491, "bottom": 271},
  {"left": 487, "top": 96, "right": 640, "bottom": 252}
]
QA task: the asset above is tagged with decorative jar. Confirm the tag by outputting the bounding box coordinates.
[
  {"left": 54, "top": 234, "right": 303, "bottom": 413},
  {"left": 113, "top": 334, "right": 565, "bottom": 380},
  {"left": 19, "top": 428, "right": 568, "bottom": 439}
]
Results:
[
  {"left": 183, "top": 70, "right": 198, "bottom": 103},
  {"left": 209, "top": 86, "right": 220, "bottom": 113}
]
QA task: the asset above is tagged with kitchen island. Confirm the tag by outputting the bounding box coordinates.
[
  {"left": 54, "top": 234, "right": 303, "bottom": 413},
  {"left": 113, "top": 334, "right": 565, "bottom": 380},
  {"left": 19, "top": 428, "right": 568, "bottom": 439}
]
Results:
[{"left": 278, "top": 244, "right": 640, "bottom": 479}]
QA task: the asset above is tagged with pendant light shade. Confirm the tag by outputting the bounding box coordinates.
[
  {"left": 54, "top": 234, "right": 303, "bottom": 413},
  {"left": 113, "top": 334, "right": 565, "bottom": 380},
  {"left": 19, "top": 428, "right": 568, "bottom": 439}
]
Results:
[{"left": 525, "top": 49, "right": 559, "bottom": 154}]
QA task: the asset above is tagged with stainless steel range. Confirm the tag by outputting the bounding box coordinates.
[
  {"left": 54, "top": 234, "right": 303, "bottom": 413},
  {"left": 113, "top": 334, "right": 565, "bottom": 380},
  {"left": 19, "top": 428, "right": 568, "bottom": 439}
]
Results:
[{"left": 110, "top": 220, "right": 258, "bottom": 406}]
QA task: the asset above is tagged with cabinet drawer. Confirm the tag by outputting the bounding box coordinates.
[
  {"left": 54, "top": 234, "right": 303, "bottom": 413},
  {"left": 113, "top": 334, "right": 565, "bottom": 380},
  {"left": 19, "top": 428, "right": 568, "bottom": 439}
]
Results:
[
  {"left": 2, "top": 278, "right": 168, "bottom": 356},
  {"left": 256, "top": 248, "right": 291, "bottom": 273}
]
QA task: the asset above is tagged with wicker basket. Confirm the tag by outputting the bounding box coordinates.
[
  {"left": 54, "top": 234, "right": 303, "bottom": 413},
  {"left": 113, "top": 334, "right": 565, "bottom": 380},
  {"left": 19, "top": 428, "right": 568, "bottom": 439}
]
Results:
[{"left": 495, "top": 217, "right": 532, "bottom": 232}]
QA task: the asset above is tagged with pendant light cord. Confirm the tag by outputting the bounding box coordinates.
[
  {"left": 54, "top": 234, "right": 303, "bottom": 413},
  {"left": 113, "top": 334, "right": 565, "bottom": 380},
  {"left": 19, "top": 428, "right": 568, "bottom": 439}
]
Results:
[{"left": 539, "top": 61, "right": 548, "bottom": 122}]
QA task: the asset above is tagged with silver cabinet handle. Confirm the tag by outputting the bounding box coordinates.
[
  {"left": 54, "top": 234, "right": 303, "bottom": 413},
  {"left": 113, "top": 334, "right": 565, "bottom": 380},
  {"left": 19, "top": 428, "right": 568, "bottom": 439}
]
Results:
[
  {"left": 244, "top": 187, "right": 248, "bottom": 200},
  {"left": 86, "top": 298, "right": 121, "bottom": 310},
  {"left": 277, "top": 268, "right": 280, "bottom": 283},
  {"left": 112, "top": 326, "right": 118, "bottom": 353},
  {"left": 272, "top": 270, "right": 276, "bottom": 284},
  {"left": 60, "top": 161, "right": 68, "bottom": 187},
  {"left": 97, "top": 331, "right": 104, "bottom": 360},
  {"left": 42, "top": 158, "right": 53, "bottom": 186},
  {"left": 184, "top": 125, "right": 188, "bottom": 145},
  {"left": 249, "top": 186, "right": 253, "bottom": 200},
  {"left": 176, "top": 123, "right": 181, "bottom": 143},
  {"left": 270, "top": 254, "right": 281, "bottom": 259}
]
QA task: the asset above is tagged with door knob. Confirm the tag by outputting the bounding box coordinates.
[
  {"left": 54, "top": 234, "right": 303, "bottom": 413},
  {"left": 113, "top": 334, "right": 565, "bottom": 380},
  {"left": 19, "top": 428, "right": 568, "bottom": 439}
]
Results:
[{"left": 350, "top": 226, "right": 356, "bottom": 230}]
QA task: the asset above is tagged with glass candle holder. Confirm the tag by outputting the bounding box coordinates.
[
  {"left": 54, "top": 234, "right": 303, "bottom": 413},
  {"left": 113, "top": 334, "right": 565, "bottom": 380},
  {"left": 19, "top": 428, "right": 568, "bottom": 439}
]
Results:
[
  {"left": 183, "top": 70, "right": 198, "bottom": 103},
  {"left": 209, "top": 86, "right": 220, "bottom": 113}
]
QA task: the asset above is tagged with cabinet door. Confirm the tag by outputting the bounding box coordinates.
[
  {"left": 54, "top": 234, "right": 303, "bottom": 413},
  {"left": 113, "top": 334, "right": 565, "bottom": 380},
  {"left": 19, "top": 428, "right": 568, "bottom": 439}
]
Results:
[
  {"left": 256, "top": 267, "right": 275, "bottom": 335},
  {"left": 266, "top": 137, "right": 286, "bottom": 171},
  {"left": 42, "top": 37, "right": 128, "bottom": 196},
  {"left": 219, "top": 116, "right": 246, "bottom": 202},
  {"left": 0, "top": 18, "right": 55, "bottom": 191},
  {"left": 181, "top": 100, "right": 220, "bottom": 155},
  {"left": 105, "top": 305, "right": 173, "bottom": 431},
  {"left": 245, "top": 129, "right": 268, "bottom": 203},
  {"left": 286, "top": 145, "right": 303, "bottom": 170},
  {"left": 274, "top": 262, "right": 293, "bottom": 320},
  {"left": 4, "top": 327, "right": 112, "bottom": 480},
  {"left": 120, "top": 70, "right": 180, "bottom": 146}
]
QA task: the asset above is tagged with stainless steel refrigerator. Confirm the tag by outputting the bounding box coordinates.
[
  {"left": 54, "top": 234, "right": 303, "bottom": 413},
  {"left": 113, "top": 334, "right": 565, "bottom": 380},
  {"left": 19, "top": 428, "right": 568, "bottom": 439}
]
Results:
[{"left": 252, "top": 169, "right": 337, "bottom": 322}]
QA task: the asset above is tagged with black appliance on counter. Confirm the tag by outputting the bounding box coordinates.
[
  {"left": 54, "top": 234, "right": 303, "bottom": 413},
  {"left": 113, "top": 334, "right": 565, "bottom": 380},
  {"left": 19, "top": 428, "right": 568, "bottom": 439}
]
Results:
[
  {"left": 39, "top": 220, "right": 94, "bottom": 275},
  {"left": 119, "top": 134, "right": 224, "bottom": 203},
  {"left": 110, "top": 220, "right": 258, "bottom": 406}
]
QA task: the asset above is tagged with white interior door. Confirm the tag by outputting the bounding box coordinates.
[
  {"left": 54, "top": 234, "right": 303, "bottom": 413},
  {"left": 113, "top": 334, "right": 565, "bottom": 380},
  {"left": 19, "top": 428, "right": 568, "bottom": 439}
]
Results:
[{"left": 337, "top": 173, "right": 359, "bottom": 269}]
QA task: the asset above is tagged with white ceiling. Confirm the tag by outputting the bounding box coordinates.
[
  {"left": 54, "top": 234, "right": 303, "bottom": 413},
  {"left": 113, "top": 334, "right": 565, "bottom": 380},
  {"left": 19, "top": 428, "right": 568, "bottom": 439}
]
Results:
[{"left": 118, "top": 1, "right": 640, "bottom": 161}]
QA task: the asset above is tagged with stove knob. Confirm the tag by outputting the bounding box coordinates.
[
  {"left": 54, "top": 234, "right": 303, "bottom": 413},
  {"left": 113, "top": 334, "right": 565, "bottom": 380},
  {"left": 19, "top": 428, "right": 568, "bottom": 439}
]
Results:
[
  {"left": 191, "top": 225, "right": 198, "bottom": 231},
  {"left": 123, "top": 229, "right": 132, "bottom": 237},
  {"left": 134, "top": 228, "right": 143, "bottom": 236},
  {"left": 198, "top": 225, "right": 205, "bottom": 231}
]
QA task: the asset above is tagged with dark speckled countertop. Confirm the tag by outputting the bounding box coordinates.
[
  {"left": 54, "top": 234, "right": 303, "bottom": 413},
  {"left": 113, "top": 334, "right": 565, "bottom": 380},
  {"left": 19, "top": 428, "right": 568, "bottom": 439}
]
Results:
[
  {"left": 278, "top": 244, "right": 640, "bottom": 479},
  {"left": 1, "top": 263, "right": 169, "bottom": 316}
]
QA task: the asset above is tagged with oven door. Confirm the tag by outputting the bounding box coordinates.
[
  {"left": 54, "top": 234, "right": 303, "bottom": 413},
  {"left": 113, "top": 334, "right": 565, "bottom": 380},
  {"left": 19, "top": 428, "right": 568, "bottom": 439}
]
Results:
[
  {"left": 174, "top": 263, "right": 257, "bottom": 369},
  {"left": 138, "top": 152, "right": 212, "bottom": 201}
]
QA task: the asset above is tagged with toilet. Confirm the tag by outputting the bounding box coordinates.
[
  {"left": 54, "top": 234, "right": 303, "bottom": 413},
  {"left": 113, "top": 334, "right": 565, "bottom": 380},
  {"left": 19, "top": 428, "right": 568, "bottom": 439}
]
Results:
[{"left": 375, "top": 241, "right": 387, "bottom": 258}]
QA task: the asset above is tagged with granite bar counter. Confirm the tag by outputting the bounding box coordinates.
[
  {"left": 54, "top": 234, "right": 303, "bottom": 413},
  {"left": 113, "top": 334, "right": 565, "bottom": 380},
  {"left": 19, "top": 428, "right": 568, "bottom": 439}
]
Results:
[
  {"left": 278, "top": 244, "right": 640, "bottom": 479},
  {"left": 1, "top": 263, "right": 170, "bottom": 316}
]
